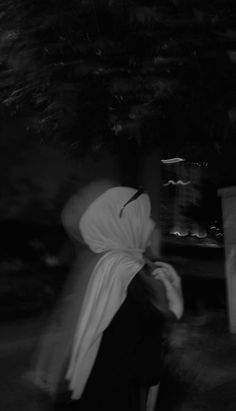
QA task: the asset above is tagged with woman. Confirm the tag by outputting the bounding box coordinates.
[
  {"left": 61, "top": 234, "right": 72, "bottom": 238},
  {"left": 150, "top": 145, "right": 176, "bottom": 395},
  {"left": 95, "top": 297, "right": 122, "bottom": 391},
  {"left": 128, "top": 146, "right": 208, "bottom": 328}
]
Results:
[{"left": 33, "top": 180, "right": 183, "bottom": 411}]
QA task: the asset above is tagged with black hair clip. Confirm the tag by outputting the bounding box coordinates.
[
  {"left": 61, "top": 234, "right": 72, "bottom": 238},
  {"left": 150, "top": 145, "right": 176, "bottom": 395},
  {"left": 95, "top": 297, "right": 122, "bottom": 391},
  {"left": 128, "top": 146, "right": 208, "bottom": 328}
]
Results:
[{"left": 119, "top": 187, "right": 145, "bottom": 218}]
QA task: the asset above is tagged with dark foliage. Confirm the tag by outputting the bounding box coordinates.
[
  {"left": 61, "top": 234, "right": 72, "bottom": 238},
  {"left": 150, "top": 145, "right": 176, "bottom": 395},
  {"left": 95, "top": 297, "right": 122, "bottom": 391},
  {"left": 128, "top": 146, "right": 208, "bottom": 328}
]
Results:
[{"left": 0, "top": 0, "right": 236, "bottom": 159}]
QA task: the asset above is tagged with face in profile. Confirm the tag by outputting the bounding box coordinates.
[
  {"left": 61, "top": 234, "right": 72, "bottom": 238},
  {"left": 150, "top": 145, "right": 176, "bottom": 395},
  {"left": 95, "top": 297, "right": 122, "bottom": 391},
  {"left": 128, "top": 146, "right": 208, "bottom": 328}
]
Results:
[{"left": 146, "top": 226, "right": 162, "bottom": 260}]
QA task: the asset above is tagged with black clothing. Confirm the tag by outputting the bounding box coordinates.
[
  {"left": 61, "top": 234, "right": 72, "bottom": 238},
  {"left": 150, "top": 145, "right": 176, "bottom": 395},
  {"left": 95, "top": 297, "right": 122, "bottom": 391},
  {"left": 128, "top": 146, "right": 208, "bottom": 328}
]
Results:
[{"left": 54, "top": 272, "right": 165, "bottom": 411}]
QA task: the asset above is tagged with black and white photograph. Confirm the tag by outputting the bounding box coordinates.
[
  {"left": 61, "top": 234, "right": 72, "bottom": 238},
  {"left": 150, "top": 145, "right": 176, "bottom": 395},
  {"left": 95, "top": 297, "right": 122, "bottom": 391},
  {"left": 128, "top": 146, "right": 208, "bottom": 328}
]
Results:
[{"left": 1, "top": 1, "right": 236, "bottom": 410}]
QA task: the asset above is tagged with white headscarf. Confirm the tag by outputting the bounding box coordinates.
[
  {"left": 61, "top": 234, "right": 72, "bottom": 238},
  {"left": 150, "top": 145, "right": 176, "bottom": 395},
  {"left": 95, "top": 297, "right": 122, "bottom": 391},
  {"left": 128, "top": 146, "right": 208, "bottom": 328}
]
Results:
[{"left": 66, "top": 187, "right": 155, "bottom": 399}]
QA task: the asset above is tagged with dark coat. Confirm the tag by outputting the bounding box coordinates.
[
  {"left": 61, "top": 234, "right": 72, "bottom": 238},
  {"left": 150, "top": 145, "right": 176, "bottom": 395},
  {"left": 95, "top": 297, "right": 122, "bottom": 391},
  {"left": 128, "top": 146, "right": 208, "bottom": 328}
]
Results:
[{"left": 54, "top": 271, "right": 165, "bottom": 411}]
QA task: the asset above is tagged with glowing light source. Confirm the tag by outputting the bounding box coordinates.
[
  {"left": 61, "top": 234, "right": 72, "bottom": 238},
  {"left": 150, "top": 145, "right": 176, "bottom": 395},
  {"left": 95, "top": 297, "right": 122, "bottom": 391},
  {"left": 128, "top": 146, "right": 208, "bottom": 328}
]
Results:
[
  {"left": 191, "top": 231, "right": 207, "bottom": 239},
  {"left": 163, "top": 180, "right": 191, "bottom": 186},
  {"left": 161, "top": 157, "right": 185, "bottom": 164},
  {"left": 169, "top": 230, "right": 188, "bottom": 237},
  {"left": 169, "top": 229, "right": 208, "bottom": 239}
]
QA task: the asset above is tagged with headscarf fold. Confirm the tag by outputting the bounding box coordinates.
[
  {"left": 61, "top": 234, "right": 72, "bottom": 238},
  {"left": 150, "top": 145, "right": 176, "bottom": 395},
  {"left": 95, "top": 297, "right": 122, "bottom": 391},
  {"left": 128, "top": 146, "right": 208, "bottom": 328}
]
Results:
[{"left": 32, "top": 183, "right": 155, "bottom": 400}]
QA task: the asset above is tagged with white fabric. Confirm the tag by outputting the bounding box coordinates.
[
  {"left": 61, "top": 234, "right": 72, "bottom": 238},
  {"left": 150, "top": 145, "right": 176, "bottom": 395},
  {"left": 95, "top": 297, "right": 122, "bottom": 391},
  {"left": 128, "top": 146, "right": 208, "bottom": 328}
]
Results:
[
  {"left": 146, "top": 384, "right": 160, "bottom": 411},
  {"left": 66, "top": 187, "right": 155, "bottom": 399}
]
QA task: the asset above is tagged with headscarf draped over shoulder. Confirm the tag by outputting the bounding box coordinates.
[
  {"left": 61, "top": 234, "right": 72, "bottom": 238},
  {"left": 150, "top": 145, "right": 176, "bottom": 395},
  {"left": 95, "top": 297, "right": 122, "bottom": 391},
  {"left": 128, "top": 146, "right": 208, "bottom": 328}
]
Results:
[{"left": 32, "top": 180, "right": 155, "bottom": 400}]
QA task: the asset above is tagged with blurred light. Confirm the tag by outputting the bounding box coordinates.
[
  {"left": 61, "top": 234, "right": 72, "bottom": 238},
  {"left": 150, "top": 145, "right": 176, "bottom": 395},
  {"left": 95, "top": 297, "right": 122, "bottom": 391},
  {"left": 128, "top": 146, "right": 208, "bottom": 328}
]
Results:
[
  {"left": 163, "top": 179, "right": 191, "bottom": 186},
  {"left": 170, "top": 230, "right": 208, "bottom": 239},
  {"left": 170, "top": 230, "right": 188, "bottom": 236},
  {"left": 44, "top": 256, "right": 59, "bottom": 267},
  {"left": 191, "top": 231, "right": 207, "bottom": 239},
  {"left": 161, "top": 157, "right": 185, "bottom": 164},
  {"left": 191, "top": 161, "right": 208, "bottom": 167}
]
